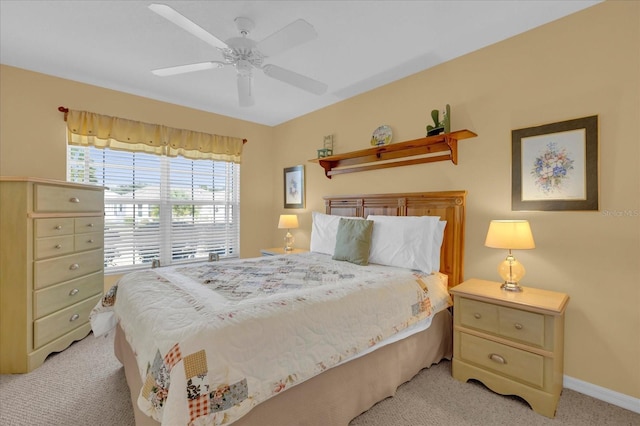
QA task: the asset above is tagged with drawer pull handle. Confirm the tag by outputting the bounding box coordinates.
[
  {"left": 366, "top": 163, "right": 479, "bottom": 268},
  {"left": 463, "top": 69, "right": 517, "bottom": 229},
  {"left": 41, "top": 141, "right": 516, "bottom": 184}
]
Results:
[
  {"left": 69, "top": 314, "right": 80, "bottom": 322},
  {"left": 69, "top": 197, "right": 80, "bottom": 203},
  {"left": 87, "top": 239, "right": 94, "bottom": 243},
  {"left": 69, "top": 288, "right": 79, "bottom": 296},
  {"left": 55, "top": 225, "right": 63, "bottom": 230},
  {"left": 489, "top": 354, "right": 507, "bottom": 364},
  {"left": 69, "top": 263, "right": 80, "bottom": 270},
  {"left": 55, "top": 244, "right": 62, "bottom": 249},
  {"left": 514, "top": 323, "right": 523, "bottom": 330},
  {"left": 473, "top": 313, "right": 481, "bottom": 319},
  {"left": 489, "top": 353, "right": 506, "bottom": 364},
  {"left": 87, "top": 223, "right": 94, "bottom": 227}
]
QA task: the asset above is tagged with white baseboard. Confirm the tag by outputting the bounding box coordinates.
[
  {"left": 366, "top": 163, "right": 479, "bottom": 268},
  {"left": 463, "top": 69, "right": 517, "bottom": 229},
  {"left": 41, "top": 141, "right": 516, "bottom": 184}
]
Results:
[{"left": 564, "top": 375, "right": 640, "bottom": 414}]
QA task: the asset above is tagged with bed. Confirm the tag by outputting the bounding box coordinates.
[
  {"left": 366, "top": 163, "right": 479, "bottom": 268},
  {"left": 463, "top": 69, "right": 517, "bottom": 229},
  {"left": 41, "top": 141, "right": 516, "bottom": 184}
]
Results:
[{"left": 96, "top": 190, "right": 466, "bottom": 426}]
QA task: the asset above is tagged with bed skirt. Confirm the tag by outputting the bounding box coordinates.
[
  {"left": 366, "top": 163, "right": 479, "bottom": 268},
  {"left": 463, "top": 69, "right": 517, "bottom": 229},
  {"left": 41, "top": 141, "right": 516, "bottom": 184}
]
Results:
[{"left": 114, "top": 308, "right": 453, "bottom": 426}]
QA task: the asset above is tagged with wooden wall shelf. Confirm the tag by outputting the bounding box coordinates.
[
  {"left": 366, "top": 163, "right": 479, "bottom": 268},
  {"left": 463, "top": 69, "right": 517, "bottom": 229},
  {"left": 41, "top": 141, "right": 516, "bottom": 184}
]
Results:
[{"left": 311, "top": 130, "right": 477, "bottom": 178}]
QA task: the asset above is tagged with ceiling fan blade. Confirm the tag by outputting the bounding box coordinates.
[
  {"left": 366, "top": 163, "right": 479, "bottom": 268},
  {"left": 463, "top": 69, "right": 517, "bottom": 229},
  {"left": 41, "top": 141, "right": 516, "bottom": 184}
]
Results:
[
  {"left": 148, "top": 4, "right": 228, "bottom": 50},
  {"left": 152, "top": 61, "right": 225, "bottom": 76},
  {"left": 237, "top": 74, "right": 255, "bottom": 107},
  {"left": 263, "top": 64, "right": 327, "bottom": 95},
  {"left": 257, "top": 19, "right": 317, "bottom": 57}
]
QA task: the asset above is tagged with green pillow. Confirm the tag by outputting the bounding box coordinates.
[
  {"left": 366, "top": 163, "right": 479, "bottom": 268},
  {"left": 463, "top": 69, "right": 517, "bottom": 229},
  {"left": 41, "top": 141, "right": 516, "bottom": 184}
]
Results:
[{"left": 332, "top": 218, "right": 374, "bottom": 265}]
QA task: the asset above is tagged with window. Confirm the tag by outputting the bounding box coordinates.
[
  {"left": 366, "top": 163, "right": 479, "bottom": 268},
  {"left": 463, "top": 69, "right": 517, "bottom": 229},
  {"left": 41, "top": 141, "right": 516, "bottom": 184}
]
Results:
[{"left": 68, "top": 145, "right": 240, "bottom": 273}]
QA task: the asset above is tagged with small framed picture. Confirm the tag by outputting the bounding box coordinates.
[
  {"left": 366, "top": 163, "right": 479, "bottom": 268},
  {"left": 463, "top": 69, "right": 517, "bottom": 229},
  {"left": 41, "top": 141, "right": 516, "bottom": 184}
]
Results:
[
  {"left": 512, "top": 115, "right": 598, "bottom": 211},
  {"left": 283, "top": 165, "right": 305, "bottom": 209}
]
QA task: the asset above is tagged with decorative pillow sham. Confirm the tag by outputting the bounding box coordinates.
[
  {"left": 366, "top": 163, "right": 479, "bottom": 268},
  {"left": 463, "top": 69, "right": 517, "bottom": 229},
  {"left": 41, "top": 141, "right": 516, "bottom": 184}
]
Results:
[
  {"left": 332, "top": 218, "right": 374, "bottom": 265},
  {"left": 310, "top": 212, "right": 363, "bottom": 255},
  {"left": 367, "top": 215, "right": 440, "bottom": 273}
]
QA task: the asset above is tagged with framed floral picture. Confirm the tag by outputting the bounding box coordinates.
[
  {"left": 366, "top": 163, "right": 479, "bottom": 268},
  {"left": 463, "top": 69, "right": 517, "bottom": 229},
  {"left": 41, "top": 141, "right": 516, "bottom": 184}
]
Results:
[
  {"left": 512, "top": 115, "right": 598, "bottom": 211},
  {"left": 283, "top": 165, "right": 305, "bottom": 209}
]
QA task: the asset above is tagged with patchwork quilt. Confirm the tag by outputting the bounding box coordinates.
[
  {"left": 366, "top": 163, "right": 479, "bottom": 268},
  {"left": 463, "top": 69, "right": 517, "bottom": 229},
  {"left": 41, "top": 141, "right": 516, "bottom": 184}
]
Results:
[{"left": 91, "top": 252, "right": 451, "bottom": 425}]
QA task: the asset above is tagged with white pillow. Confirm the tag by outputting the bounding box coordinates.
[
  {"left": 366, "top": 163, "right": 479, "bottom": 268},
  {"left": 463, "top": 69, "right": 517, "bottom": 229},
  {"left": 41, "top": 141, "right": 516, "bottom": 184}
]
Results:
[
  {"left": 432, "top": 221, "right": 447, "bottom": 272},
  {"left": 367, "top": 215, "right": 440, "bottom": 273},
  {"left": 310, "top": 212, "right": 363, "bottom": 255}
]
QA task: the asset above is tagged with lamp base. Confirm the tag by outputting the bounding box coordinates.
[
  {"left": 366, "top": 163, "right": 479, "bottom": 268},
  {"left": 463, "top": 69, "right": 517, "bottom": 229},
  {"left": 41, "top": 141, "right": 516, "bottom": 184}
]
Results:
[
  {"left": 284, "top": 231, "right": 294, "bottom": 252},
  {"left": 500, "top": 281, "right": 523, "bottom": 292}
]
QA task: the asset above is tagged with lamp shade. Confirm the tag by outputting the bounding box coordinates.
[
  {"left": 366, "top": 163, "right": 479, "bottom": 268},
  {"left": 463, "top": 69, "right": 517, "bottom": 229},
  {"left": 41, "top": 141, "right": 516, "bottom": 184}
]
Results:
[
  {"left": 278, "top": 214, "right": 299, "bottom": 229},
  {"left": 485, "top": 220, "right": 535, "bottom": 250}
]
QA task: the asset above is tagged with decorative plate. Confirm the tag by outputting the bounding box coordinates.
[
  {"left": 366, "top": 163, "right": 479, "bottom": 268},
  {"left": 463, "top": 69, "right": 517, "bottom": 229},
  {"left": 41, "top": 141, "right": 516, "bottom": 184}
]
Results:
[{"left": 371, "top": 125, "right": 393, "bottom": 146}]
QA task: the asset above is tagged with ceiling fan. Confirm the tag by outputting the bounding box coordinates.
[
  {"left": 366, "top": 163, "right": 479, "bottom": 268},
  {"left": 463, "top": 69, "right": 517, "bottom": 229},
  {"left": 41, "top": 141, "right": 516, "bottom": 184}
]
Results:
[{"left": 148, "top": 3, "right": 327, "bottom": 107}]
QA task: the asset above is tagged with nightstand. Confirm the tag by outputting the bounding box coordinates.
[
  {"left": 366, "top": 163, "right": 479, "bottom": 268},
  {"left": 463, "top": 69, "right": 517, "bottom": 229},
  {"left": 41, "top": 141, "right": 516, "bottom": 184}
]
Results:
[
  {"left": 450, "top": 278, "right": 569, "bottom": 418},
  {"left": 260, "top": 247, "right": 309, "bottom": 256}
]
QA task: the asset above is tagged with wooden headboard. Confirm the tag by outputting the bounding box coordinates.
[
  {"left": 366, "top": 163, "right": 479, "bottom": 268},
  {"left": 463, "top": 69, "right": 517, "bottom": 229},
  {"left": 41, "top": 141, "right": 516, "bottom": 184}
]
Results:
[{"left": 324, "top": 191, "right": 466, "bottom": 288}]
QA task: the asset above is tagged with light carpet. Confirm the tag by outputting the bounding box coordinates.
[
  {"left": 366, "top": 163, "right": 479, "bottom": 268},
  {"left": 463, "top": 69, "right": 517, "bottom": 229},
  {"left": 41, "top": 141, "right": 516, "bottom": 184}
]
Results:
[{"left": 0, "top": 333, "right": 637, "bottom": 425}]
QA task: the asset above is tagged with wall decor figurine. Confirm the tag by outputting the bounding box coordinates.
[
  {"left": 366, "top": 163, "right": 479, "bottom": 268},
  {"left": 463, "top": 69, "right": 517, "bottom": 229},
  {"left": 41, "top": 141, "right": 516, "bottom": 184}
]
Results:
[
  {"left": 426, "top": 104, "right": 451, "bottom": 136},
  {"left": 317, "top": 134, "right": 334, "bottom": 158}
]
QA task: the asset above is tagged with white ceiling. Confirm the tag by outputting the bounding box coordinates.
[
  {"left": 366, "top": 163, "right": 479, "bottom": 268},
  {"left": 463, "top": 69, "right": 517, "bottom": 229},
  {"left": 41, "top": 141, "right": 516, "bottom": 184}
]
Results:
[{"left": 0, "top": 1, "right": 601, "bottom": 126}]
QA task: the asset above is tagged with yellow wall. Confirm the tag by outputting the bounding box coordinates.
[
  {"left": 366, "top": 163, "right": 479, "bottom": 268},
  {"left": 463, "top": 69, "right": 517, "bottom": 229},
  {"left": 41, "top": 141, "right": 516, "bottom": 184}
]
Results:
[
  {"left": 0, "top": 65, "right": 275, "bottom": 259},
  {"left": 1, "top": 0, "right": 638, "bottom": 400},
  {"left": 271, "top": 1, "right": 639, "bottom": 399}
]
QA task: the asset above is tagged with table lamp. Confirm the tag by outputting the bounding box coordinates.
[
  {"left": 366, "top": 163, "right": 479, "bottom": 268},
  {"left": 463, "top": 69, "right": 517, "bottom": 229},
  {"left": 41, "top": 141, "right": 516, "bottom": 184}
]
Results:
[
  {"left": 484, "top": 220, "right": 535, "bottom": 292},
  {"left": 278, "top": 214, "right": 299, "bottom": 251}
]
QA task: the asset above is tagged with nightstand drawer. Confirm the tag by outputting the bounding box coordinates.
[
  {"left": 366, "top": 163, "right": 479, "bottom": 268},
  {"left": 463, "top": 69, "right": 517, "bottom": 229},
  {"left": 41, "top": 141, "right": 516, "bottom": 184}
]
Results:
[
  {"left": 459, "top": 298, "right": 545, "bottom": 347},
  {"left": 460, "top": 332, "right": 544, "bottom": 388},
  {"left": 499, "top": 306, "right": 545, "bottom": 347},
  {"left": 459, "top": 298, "right": 499, "bottom": 333}
]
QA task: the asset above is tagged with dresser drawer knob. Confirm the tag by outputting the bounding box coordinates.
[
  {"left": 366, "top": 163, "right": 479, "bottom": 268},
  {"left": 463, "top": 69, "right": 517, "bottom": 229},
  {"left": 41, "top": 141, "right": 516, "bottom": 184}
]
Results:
[
  {"left": 55, "top": 244, "right": 62, "bottom": 249},
  {"left": 69, "top": 263, "right": 80, "bottom": 270},
  {"left": 69, "top": 314, "right": 80, "bottom": 322},
  {"left": 69, "top": 288, "right": 80, "bottom": 296},
  {"left": 87, "top": 223, "right": 94, "bottom": 227},
  {"left": 87, "top": 239, "right": 94, "bottom": 243},
  {"left": 489, "top": 353, "right": 506, "bottom": 364},
  {"left": 69, "top": 197, "right": 80, "bottom": 203},
  {"left": 473, "top": 313, "right": 482, "bottom": 319},
  {"left": 55, "top": 225, "right": 63, "bottom": 230},
  {"left": 514, "top": 323, "right": 523, "bottom": 330}
]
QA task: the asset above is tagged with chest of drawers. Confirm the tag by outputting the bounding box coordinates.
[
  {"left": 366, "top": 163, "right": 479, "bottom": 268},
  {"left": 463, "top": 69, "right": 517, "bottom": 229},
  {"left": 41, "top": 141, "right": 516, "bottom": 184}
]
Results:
[
  {"left": 450, "top": 279, "right": 569, "bottom": 418},
  {"left": 0, "top": 177, "right": 104, "bottom": 373}
]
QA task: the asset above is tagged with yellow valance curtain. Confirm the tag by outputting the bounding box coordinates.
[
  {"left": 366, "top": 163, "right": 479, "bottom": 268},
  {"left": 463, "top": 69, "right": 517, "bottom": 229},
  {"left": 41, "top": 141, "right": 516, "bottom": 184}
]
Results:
[{"left": 64, "top": 109, "right": 244, "bottom": 163}]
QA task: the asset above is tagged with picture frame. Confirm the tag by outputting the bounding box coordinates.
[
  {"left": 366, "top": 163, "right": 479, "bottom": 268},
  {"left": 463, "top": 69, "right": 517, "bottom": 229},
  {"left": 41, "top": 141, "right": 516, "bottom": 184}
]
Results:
[
  {"left": 283, "top": 165, "right": 305, "bottom": 209},
  {"left": 512, "top": 115, "right": 598, "bottom": 211}
]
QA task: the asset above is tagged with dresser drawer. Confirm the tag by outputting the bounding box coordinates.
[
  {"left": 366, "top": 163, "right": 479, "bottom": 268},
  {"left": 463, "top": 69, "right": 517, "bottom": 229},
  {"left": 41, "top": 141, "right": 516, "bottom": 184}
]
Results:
[
  {"left": 499, "top": 306, "right": 545, "bottom": 347},
  {"left": 34, "top": 272, "right": 103, "bottom": 319},
  {"left": 75, "top": 216, "right": 104, "bottom": 234},
  {"left": 33, "top": 294, "right": 102, "bottom": 349},
  {"left": 34, "top": 184, "right": 103, "bottom": 213},
  {"left": 34, "top": 249, "right": 103, "bottom": 289},
  {"left": 35, "top": 218, "right": 75, "bottom": 238},
  {"left": 459, "top": 298, "right": 499, "bottom": 333},
  {"left": 35, "top": 235, "right": 75, "bottom": 259},
  {"left": 75, "top": 231, "right": 104, "bottom": 252},
  {"left": 459, "top": 332, "right": 544, "bottom": 388}
]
